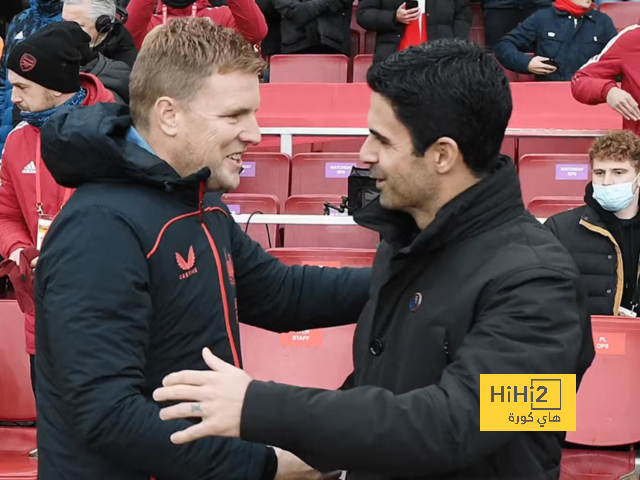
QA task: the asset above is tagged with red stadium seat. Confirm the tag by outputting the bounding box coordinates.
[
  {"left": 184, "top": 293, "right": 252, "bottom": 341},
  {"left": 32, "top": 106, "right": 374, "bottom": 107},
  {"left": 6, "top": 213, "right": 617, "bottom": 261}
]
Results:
[
  {"left": 269, "top": 55, "right": 350, "bottom": 83},
  {"left": 0, "top": 301, "right": 37, "bottom": 480},
  {"left": 560, "top": 316, "right": 640, "bottom": 480},
  {"left": 519, "top": 154, "right": 590, "bottom": 215},
  {"left": 291, "top": 153, "right": 367, "bottom": 196},
  {"left": 353, "top": 54, "right": 373, "bottom": 83},
  {"left": 283, "top": 195, "right": 380, "bottom": 248},
  {"left": 527, "top": 196, "right": 585, "bottom": 218},
  {"left": 234, "top": 153, "right": 291, "bottom": 206},
  {"left": 599, "top": 2, "right": 640, "bottom": 32},
  {"left": 222, "top": 194, "right": 280, "bottom": 249},
  {"left": 240, "top": 248, "right": 375, "bottom": 389},
  {"left": 518, "top": 137, "right": 596, "bottom": 158}
]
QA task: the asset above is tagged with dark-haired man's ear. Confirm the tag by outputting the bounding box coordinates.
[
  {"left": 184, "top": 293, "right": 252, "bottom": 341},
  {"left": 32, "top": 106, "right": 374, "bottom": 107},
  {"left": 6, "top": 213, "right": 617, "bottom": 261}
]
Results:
[{"left": 432, "top": 137, "right": 460, "bottom": 174}]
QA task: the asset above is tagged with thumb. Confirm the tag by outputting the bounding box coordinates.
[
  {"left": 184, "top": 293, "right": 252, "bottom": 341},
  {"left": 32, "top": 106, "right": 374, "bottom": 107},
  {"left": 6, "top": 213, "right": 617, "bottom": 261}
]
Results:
[{"left": 202, "top": 347, "right": 234, "bottom": 372}]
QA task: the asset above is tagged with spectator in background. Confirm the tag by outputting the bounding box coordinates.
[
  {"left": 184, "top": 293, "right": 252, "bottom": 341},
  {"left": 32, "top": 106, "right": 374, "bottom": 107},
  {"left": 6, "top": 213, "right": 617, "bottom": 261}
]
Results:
[
  {"left": 274, "top": 0, "right": 353, "bottom": 55},
  {"left": 0, "top": 24, "right": 114, "bottom": 400},
  {"left": 1, "top": 0, "right": 28, "bottom": 40},
  {"left": 62, "top": 0, "right": 137, "bottom": 68},
  {"left": 0, "top": 0, "right": 63, "bottom": 156},
  {"left": 483, "top": 0, "right": 552, "bottom": 49},
  {"left": 357, "top": 0, "right": 471, "bottom": 63},
  {"left": 256, "top": 0, "right": 281, "bottom": 57},
  {"left": 494, "top": 0, "right": 617, "bottom": 81},
  {"left": 48, "top": 21, "right": 131, "bottom": 102},
  {"left": 572, "top": 19, "right": 640, "bottom": 135},
  {"left": 125, "top": 0, "right": 267, "bottom": 50},
  {"left": 546, "top": 131, "right": 640, "bottom": 317}
]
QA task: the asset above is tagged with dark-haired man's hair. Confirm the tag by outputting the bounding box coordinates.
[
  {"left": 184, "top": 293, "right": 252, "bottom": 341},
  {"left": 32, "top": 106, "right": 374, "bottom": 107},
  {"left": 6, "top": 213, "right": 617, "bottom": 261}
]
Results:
[{"left": 367, "top": 39, "right": 513, "bottom": 176}]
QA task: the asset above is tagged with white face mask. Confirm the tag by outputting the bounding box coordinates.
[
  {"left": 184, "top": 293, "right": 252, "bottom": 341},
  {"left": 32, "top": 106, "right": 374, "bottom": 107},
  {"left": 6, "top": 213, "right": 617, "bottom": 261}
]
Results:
[{"left": 592, "top": 172, "right": 640, "bottom": 212}]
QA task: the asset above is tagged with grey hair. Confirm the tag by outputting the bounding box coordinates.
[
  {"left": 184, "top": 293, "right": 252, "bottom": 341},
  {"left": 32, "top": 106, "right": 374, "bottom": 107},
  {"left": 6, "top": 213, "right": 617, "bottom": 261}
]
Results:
[{"left": 64, "top": 0, "right": 117, "bottom": 22}]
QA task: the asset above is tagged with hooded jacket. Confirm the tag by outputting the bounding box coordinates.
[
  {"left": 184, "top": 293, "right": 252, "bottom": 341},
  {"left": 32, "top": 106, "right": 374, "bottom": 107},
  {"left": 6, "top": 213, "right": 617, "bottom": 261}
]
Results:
[
  {"left": 83, "top": 53, "right": 131, "bottom": 104},
  {"left": 125, "top": 0, "right": 268, "bottom": 50},
  {"left": 239, "top": 158, "right": 595, "bottom": 480},
  {"left": 33, "top": 101, "right": 370, "bottom": 480},
  {"left": 0, "top": 73, "right": 114, "bottom": 356},
  {"left": 0, "top": 0, "right": 62, "bottom": 153},
  {"left": 572, "top": 22, "right": 640, "bottom": 136},
  {"left": 93, "top": 22, "right": 138, "bottom": 69},
  {"left": 494, "top": 6, "right": 617, "bottom": 81},
  {"left": 545, "top": 183, "right": 640, "bottom": 316},
  {"left": 357, "top": 0, "right": 472, "bottom": 63}
]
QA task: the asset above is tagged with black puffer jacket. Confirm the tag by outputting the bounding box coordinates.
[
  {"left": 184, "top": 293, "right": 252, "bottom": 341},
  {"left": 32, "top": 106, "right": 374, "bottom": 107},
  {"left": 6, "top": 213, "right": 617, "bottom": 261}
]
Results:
[
  {"left": 275, "top": 0, "right": 353, "bottom": 55},
  {"left": 82, "top": 53, "right": 131, "bottom": 104},
  {"left": 240, "top": 158, "right": 595, "bottom": 480},
  {"left": 545, "top": 183, "right": 640, "bottom": 316},
  {"left": 357, "top": 0, "right": 471, "bottom": 63}
]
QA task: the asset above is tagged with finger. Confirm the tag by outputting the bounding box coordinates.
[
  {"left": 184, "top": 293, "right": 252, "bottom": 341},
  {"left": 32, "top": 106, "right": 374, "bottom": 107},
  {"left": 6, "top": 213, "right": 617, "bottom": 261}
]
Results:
[
  {"left": 171, "top": 421, "right": 215, "bottom": 444},
  {"left": 159, "top": 402, "right": 205, "bottom": 421},
  {"left": 406, "top": 7, "right": 420, "bottom": 13},
  {"left": 202, "top": 347, "right": 236, "bottom": 373},
  {"left": 162, "top": 369, "right": 214, "bottom": 387},
  {"left": 153, "top": 384, "right": 204, "bottom": 402},
  {"left": 617, "top": 103, "right": 635, "bottom": 121},
  {"left": 615, "top": 105, "right": 634, "bottom": 121}
]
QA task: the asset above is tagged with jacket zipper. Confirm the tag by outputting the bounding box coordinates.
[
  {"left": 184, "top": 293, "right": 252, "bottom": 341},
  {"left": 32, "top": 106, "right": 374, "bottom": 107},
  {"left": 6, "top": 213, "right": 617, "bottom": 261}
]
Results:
[
  {"left": 199, "top": 182, "right": 241, "bottom": 368},
  {"left": 443, "top": 329, "right": 451, "bottom": 364}
]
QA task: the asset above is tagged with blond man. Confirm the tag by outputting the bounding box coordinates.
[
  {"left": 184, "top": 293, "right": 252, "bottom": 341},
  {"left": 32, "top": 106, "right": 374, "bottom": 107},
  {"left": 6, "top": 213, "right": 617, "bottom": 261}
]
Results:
[{"left": 33, "top": 18, "right": 368, "bottom": 480}]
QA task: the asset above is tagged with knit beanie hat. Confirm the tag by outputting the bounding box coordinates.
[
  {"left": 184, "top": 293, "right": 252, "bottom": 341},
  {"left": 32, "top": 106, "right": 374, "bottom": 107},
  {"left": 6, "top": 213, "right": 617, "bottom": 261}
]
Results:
[
  {"left": 8, "top": 23, "right": 82, "bottom": 93},
  {"left": 41, "top": 21, "right": 94, "bottom": 65}
]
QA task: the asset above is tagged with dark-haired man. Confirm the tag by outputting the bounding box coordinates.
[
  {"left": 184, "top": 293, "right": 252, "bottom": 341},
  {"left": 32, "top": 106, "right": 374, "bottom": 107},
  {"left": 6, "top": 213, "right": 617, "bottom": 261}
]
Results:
[{"left": 155, "top": 39, "right": 595, "bottom": 480}]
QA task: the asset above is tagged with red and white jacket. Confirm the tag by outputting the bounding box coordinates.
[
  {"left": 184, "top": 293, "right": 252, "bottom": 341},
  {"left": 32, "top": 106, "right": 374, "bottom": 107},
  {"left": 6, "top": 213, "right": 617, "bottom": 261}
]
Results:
[
  {"left": 125, "top": 0, "right": 268, "bottom": 50},
  {"left": 0, "top": 74, "right": 114, "bottom": 354},
  {"left": 572, "top": 20, "right": 640, "bottom": 136}
]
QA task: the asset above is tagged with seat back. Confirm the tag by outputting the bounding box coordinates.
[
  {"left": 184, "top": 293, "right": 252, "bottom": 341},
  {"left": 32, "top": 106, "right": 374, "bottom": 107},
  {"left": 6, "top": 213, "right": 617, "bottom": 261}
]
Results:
[
  {"left": 470, "top": 2, "right": 485, "bottom": 46},
  {"left": 291, "top": 153, "right": 366, "bottom": 196},
  {"left": 234, "top": 153, "right": 291, "bottom": 206},
  {"left": 518, "top": 137, "right": 596, "bottom": 158},
  {"left": 283, "top": 195, "right": 380, "bottom": 248},
  {"left": 269, "top": 55, "right": 350, "bottom": 83},
  {"left": 599, "top": 2, "right": 640, "bottom": 31},
  {"left": 240, "top": 248, "right": 375, "bottom": 389},
  {"left": 527, "top": 196, "right": 585, "bottom": 218},
  {"left": 353, "top": 54, "right": 373, "bottom": 83},
  {"left": 222, "top": 194, "right": 280, "bottom": 249},
  {"left": 519, "top": 154, "right": 590, "bottom": 214},
  {"left": 566, "top": 316, "right": 640, "bottom": 446},
  {"left": 0, "top": 301, "right": 36, "bottom": 422}
]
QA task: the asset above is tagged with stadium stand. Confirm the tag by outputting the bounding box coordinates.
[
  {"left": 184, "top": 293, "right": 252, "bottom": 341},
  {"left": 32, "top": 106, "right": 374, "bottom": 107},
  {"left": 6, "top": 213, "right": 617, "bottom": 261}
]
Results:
[
  {"left": 283, "top": 195, "right": 380, "bottom": 248},
  {"left": 221, "top": 193, "right": 281, "bottom": 249},
  {"left": 599, "top": 2, "right": 640, "bottom": 32},
  {"left": 560, "top": 316, "right": 640, "bottom": 480},
  {"left": 291, "top": 153, "right": 367, "bottom": 195},
  {"left": 269, "top": 55, "right": 351, "bottom": 83},
  {"left": 240, "top": 248, "right": 375, "bottom": 389},
  {"left": 0, "top": 301, "right": 37, "bottom": 480},
  {"left": 353, "top": 54, "right": 373, "bottom": 83},
  {"left": 519, "top": 154, "right": 590, "bottom": 216},
  {"left": 234, "top": 152, "right": 291, "bottom": 206}
]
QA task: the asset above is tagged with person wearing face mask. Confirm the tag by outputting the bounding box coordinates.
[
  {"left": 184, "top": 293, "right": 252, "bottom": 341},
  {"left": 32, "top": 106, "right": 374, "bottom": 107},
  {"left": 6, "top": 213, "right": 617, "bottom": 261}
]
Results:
[
  {"left": 546, "top": 130, "right": 640, "bottom": 317},
  {"left": 494, "top": 0, "right": 618, "bottom": 81}
]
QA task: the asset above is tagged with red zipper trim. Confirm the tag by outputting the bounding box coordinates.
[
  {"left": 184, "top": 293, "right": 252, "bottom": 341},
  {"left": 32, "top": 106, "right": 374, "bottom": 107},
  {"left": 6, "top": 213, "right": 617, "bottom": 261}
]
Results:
[{"left": 201, "top": 222, "right": 240, "bottom": 368}]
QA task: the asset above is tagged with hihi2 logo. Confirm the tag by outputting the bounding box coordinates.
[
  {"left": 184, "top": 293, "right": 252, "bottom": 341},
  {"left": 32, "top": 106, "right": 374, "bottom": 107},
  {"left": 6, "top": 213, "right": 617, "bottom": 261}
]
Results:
[{"left": 479, "top": 374, "right": 576, "bottom": 431}]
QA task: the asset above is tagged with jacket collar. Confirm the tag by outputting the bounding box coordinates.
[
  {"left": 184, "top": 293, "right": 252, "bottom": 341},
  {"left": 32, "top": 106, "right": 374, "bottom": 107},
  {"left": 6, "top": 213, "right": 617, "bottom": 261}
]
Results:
[
  {"left": 552, "top": 6, "right": 597, "bottom": 22},
  {"left": 582, "top": 182, "right": 640, "bottom": 229},
  {"left": 354, "top": 156, "right": 526, "bottom": 254}
]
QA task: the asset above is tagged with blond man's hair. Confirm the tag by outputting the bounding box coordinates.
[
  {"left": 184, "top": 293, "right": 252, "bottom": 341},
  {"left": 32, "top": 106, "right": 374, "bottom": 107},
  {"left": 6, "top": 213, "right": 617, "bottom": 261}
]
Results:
[
  {"left": 129, "top": 18, "right": 266, "bottom": 131},
  {"left": 589, "top": 130, "right": 640, "bottom": 172}
]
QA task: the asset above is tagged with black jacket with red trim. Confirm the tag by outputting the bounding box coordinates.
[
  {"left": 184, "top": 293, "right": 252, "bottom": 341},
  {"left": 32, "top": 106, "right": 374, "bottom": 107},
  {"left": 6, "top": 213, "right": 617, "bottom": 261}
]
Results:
[{"left": 34, "top": 102, "right": 371, "bottom": 480}]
